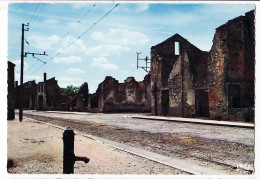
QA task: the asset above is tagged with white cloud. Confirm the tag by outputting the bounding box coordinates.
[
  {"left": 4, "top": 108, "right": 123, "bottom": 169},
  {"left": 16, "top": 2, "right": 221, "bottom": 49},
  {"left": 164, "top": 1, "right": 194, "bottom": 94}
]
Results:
[
  {"left": 53, "top": 56, "right": 82, "bottom": 64},
  {"left": 86, "top": 28, "right": 149, "bottom": 57},
  {"left": 118, "top": 4, "right": 149, "bottom": 13},
  {"left": 92, "top": 57, "right": 119, "bottom": 70},
  {"left": 44, "top": 18, "right": 58, "bottom": 24},
  {"left": 68, "top": 22, "right": 80, "bottom": 28},
  {"left": 136, "top": 4, "right": 149, "bottom": 12},
  {"left": 58, "top": 76, "right": 84, "bottom": 87},
  {"left": 71, "top": 3, "right": 90, "bottom": 9},
  {"left": 27, "top": 35, "right": 87, "bottom": 57},
  {"left": 91, "top": 28, "right": 150, "bottom": 46},
  {"left": 55, "top": 35, "right": 87, "bottom": 55},
  {"left": 66, "top": 68, "right": 85, "bottom": 74},
  {"left": 28, "top": 35, "right": 60, "bottom": 50},
  {"left": 91, "top": 31, "right": 104, "bottom": 41},
  {"left": 85, "top": 44, "right": 130, "bottom": 56}
]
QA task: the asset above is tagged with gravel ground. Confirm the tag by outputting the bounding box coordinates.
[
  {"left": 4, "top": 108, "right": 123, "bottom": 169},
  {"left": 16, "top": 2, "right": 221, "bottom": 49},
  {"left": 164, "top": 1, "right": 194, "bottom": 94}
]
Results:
[
  {"left": 22, "top": 112, "right": 254, "bottom": 175},
  {"left": 8, "top": 116, "right": 189, "bottom": 174}
]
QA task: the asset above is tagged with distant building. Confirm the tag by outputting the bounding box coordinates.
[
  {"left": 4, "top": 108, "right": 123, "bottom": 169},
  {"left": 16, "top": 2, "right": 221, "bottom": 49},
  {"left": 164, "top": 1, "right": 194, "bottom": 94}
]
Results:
[
  {"left": 65, "top": 82, "right": 89, "bottom": 112},
  {"left": 15, "top": 73, "right": 70, "bottom": 111},
  {"left": 36, "top": 74, "right": 70, "bottom": 111},
  {"left": 89, "top": 74, "right": 151, "bottom": 113},
  {"left": 15, "top": 80, "right": 37, "bottom": 110}
]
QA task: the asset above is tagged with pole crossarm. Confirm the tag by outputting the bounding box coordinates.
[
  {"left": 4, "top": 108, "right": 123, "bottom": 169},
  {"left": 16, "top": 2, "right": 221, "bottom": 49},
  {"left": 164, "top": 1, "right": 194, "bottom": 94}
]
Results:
[
  {"left": 136, "top": 52, "right": 151, "bottom": 73},
  {"left": 25, "top": 52, "right": 48, "bottom": 64},
  {"left": 25, "top": 51, "right": 48, "bottom": 57}
]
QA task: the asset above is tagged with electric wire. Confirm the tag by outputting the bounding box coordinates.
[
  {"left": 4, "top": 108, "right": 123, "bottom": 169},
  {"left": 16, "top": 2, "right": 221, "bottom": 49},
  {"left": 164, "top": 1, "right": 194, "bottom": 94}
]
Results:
[
  {"left": 24, "top": 38, "right": 47, "bottom": 73},
  {"left": 29, "top": 3, "right": 40, "bottom": 24},
  {"left": 78, "top": 4, "right": 96, "bottom": 23},
  {"left": 32, "top": 3, "right": 120, "bottom": 74},
  {"left": 50, "top": 4, "right": 96, "bottom": 49}
]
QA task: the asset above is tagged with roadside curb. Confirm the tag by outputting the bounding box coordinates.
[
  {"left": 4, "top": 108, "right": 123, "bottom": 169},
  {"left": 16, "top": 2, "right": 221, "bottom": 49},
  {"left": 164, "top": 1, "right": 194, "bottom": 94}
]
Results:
[{"left": 131, "top": 116, "right": 254, "bottom": 129}]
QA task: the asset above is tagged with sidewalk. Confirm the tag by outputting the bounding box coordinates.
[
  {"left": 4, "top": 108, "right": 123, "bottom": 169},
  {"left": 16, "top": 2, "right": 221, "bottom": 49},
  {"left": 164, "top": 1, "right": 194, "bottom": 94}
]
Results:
[{"left": 130, "top": 115, "right": 254, "bottom": 129}]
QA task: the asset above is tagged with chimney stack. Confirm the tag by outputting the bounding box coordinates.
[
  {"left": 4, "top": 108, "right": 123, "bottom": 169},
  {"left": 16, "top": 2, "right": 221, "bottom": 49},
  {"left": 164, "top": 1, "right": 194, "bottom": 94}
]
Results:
[{"left": 44, "top": 73, "right": 47, "bottom": 82}]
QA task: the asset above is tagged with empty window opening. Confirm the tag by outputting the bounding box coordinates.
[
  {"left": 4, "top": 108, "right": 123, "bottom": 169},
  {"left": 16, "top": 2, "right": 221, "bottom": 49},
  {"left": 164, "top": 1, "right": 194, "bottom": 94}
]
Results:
[
  {"left": 228, "top": 84, "right": 241, "bottom": 108},
  {"left": 175, "top": 42, "right": 180, "bottom": 55}
]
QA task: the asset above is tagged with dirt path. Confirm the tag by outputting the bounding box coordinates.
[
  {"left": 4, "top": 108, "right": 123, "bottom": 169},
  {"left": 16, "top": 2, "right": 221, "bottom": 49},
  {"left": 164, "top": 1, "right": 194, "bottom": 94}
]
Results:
[{"left": 7, "top": 116, "right": 187, "bottom": 174}]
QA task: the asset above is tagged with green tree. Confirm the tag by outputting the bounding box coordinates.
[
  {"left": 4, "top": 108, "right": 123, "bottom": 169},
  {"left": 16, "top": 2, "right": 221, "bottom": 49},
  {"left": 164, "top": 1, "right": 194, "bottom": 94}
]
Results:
[{"left": 61, "top": 85, "right": 79, "bottom": 98}]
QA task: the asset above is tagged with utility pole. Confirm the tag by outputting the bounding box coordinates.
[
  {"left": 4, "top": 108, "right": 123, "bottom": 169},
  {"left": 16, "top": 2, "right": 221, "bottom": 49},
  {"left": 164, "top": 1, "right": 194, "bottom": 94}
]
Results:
[
  {"left": 19, "top": 23, "right": 47, "bottom": 122},
  {"left": 19, "top": 23, "right": 29, "bottom": 122},
  {"left": 136, "top": 52, "right": 151, "bottom": 73}
]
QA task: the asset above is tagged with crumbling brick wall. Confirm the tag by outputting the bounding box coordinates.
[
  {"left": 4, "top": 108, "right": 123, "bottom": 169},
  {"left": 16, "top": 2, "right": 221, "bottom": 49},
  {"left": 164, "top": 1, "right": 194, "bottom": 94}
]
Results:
[
  {"left": 93, "top": 75, "right": 151, "bottom": 113},
  {"left": 34, "top": 77, "right": 70, "bottom": 111},
  {"left": 208, "top": 10, "right": 255, "bottom": 122},
  {"left": 151, "top": 34, "right": 210, "bottom": 117},
  {"left": 15, "top": 80, "right": 37, "bottom": 110}
]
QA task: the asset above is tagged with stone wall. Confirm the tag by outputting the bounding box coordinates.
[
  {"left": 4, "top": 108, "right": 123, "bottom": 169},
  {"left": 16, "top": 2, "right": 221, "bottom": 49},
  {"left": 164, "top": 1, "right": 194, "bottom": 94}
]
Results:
[
  {"left": 151, "top": 34, "right": 210, "bottom": 117},
  {"left": 92, "top": 74, "right": 151, "bottom": 113},
  {"left": 208, "top": 10, "right": 255, "bottom": 122},
  {"left": 15, "top": 80, "right": 37, "bottom": 110}
]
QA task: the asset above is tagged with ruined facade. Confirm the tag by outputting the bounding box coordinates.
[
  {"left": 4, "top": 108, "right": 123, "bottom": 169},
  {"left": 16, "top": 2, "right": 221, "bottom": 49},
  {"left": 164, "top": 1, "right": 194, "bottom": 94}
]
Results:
[
  {"left": 90, "top": 74, "right": 151, "bottom": 113},
  {"left": 7, "top": 61, "right": 15, "bottom": 120},
  {"left": 15, "top": 80, "right": 37, "bottom": 110},
  {"left": 15, "top": 73, "right": 70, "bottom": 111},
  {"left": 208, "top": 10, "right": 255, "bottom": 122},
  {"left": 151, "top": 34, "right": 210, "bottom": 117},
  {"left": 36, "top": 76, "right": 70, "bottom": 111},
  {"left": 150, "top": 10, "right": 255, "bottom": 122},
  {"left": 63, "top": 82, "right": 89, "bottom": 112}
]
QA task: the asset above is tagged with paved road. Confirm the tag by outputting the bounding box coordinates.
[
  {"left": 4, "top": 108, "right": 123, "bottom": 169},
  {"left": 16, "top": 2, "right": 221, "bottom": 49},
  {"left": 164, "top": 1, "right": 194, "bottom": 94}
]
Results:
[
  {"left": 21, "top": 110, "right": 254, "bottom": 174},
  {"left": 24, "top": 110, "right": 254, "bottom": 146}
]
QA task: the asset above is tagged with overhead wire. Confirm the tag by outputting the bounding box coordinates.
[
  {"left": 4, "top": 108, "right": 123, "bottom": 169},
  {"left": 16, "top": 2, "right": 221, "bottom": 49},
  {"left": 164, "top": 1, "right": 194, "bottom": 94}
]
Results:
[
  {"left": 32, "top": 3, "right": 120, "bottom": 74},
  {"left": 78, "top": 4, "right": 96, "bottom": 23},
  {"left": 24, "top": 37, "right": 47, "bottom": 73},
  {"left": 29, "top": 3, "right": 40, "bottom": 24},
  {"left": 50, "top": 4, "right": 96, "bottom": 49}
]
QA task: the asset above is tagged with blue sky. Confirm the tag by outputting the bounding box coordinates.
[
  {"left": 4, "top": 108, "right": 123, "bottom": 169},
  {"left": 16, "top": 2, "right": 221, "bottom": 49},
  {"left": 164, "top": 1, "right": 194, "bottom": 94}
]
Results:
[{"left": 8, "top": 3, "right": 254, "bottom": 93}]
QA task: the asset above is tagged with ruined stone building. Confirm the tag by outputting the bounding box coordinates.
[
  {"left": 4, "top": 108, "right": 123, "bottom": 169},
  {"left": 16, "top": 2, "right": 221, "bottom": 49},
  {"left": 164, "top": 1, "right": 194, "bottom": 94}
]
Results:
[
  {"left": 150, "top": 10, "right": 255, "bottom": 122},
  {"left": 89, "top": 74, "right": 151, "bottom": 113},
  {"left": 15, "top": 73, "right": 70, "bottom": 111},
  {"left": 36, "top": 74, "right": 70, "bottom": 110},
  {"left": 150, "top": 34, "right": 210, "bottom": 117},
  {"left": 15, "top": 80, "right": 37, "bottom": 110},
  {"left": 7, "top": 61, "right": 15, "bottom": 120},
  {"left": 208, "top": 10, "right": 255, "bottom": 122},
  {"left": 62, "top": 82, "right": 89, "bottom": 112}
]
